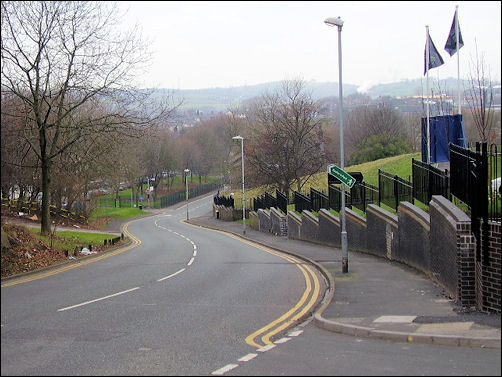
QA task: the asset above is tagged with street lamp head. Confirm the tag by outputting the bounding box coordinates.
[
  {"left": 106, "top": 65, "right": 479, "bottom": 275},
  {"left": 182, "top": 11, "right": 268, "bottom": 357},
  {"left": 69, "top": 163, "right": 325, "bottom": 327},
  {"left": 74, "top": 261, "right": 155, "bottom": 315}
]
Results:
[
  {"left": 324, "top": 16, "right": 344, "bottom": 27},
  {"left": 232, "top": 135, "right": 243, "bottom": 140}
]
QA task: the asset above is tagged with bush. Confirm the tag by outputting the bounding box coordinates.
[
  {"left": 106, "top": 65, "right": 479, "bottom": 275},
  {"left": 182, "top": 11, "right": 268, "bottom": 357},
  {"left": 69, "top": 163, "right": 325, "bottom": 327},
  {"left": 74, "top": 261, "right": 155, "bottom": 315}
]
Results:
[{"left": 349, "top": 135, "right": 411, "bottom": 165}]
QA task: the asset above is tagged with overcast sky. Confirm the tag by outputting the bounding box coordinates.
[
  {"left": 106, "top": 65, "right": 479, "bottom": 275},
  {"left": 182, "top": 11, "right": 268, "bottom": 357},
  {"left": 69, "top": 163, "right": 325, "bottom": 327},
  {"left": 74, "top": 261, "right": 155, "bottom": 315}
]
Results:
[{"left": 118, "top": 1, "right": 501, "bottom": 92}]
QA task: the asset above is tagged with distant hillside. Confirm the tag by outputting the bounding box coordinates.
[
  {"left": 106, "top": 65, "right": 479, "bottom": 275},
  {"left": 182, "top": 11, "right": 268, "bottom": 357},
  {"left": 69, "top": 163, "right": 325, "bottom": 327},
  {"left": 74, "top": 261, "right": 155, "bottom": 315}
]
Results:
[
  {"left": 364, "top": 78, "right": 471, "bottom": 98},
  {"left": 153, "top": 78, "right": 499, "bottom": 112},
  {"left": 154, "top": 81, "right": 359, "bottom": 111}
]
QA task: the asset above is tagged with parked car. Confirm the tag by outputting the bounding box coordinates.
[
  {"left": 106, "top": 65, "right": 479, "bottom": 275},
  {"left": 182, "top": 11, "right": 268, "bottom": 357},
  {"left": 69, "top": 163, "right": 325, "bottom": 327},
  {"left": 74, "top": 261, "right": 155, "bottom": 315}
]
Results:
[{"left": 492, "top": 177, "right": 501, "bottom": 195}]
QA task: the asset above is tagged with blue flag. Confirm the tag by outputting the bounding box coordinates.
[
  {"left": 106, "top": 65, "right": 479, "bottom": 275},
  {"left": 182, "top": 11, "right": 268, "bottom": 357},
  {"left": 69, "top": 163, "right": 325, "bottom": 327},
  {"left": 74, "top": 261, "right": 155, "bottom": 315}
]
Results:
[
  {"left": 424, "top": 33, "right": 444, "bottom": 75},
  {"left": 444, "top": 9, "right": 464, "bottom": 56}
]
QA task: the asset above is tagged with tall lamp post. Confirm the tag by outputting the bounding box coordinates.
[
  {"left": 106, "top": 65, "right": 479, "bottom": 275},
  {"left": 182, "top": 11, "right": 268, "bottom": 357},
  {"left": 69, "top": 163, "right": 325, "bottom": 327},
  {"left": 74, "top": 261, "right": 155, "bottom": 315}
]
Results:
[
  {"left": 325, "top": 16, "right": 349, "bottom": 273},
  {"left": 232, "top": 135, "right": 246, "bottom": 235},
  {"left": 184, "top": 168, "right": 190, "bottom": 220}
]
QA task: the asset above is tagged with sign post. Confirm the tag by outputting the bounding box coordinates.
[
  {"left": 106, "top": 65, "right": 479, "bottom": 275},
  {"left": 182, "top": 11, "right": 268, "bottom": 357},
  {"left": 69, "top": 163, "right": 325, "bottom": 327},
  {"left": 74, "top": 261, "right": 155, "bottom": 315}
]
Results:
[
  {"left": 328, "top": 164, "right": 356, "bottom": 188},
  {"left": 328, "top": 164, "right": 353, "bottom": 273}
]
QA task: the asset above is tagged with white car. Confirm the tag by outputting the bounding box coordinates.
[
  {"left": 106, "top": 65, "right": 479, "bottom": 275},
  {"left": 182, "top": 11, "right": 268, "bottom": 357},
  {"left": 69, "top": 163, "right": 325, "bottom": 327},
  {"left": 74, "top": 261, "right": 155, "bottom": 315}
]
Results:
[{"left": 492, "top": 177, "right": 501, "bottom": 196}]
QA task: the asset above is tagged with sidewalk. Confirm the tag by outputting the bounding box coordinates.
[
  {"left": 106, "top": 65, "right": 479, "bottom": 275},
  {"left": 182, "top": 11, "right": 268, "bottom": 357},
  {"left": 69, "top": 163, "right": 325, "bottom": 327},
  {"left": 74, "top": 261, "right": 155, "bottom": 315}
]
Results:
[{"left": 188, "top": 213, "right": 501, "bottom": 349}]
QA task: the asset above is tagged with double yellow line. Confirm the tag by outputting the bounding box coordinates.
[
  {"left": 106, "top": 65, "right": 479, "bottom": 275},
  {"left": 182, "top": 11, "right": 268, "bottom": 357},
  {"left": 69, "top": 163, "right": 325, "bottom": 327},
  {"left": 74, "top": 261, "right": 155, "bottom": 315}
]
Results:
[
  {"left": 234, "top": 237, "right": 321, "bottom": 348},
  {"left": 183, "top": 222, "right": 322, "bottom": 349}
]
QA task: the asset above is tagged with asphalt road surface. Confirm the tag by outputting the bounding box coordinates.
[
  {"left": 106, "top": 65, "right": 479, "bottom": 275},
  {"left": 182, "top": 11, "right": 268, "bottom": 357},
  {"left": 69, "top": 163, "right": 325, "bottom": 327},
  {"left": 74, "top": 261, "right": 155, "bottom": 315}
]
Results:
[
  {"left": 1, "top": 196, "right": 325, "bottom": 375},
  {"left": 2, "top": 195, "right": 500, "bottom": 376}
]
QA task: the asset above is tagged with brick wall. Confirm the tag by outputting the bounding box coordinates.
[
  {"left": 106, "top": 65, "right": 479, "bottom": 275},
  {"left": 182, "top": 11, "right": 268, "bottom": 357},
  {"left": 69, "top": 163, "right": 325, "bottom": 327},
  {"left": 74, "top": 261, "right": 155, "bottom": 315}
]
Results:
[
  {"left": 248, "top": 211, "right": 259, "bottom": 230},
  {"left": 476, "top": 221, "right": 501, "bottom": 312},
  {"left": 257, "top": 209, "right": 271, "bottom": 232},
  {"left": 270, "top": 207, "right": 288, "bottom": 236},
  {"left": 318, "top": 209, "right": 340, "bottom": 246},
  {"left": 301, "top": 210, "right": 319, "bottom": 242},
  {"left": 397, "top": 201, "right": 430, "bottom": 274},
  {"left": 287, "top": 211, "right": 302, "bottom": 240},
  {"left": 366, "top": 204, "right": 398, "bottom": 259},
  {"left": 430, "top": 196, "right": 476, "bottom": 306},
  {"left": 346, "top": 208, "right": 367, "bottom": 252}
]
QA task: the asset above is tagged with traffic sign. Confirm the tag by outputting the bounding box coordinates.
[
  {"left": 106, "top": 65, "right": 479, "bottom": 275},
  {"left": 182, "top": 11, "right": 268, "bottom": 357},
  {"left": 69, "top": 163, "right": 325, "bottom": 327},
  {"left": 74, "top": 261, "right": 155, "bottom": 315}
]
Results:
[{"left": 327, "top": 164, "right": 356, "bottom": 188}]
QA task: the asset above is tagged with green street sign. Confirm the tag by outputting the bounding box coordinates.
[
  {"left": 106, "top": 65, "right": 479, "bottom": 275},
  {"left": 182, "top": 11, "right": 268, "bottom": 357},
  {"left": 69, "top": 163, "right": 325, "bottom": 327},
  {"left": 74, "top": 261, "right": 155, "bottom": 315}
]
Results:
[{"left": 327, "top": 164, "right": 356, "bottom": 188}]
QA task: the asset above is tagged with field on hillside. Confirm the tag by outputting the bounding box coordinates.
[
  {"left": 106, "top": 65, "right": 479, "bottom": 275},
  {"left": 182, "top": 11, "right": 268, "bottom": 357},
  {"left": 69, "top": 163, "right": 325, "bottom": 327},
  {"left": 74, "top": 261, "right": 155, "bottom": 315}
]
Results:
[{"left": 223, "top": 152, "right": 421, "bottom": 204}]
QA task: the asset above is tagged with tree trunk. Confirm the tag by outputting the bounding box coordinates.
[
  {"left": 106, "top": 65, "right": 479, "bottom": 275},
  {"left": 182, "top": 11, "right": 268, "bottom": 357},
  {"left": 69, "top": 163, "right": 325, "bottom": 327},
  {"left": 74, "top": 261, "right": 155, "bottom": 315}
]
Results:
[{"left": 40, "top": 158, "right": 52, "bottom": 235}]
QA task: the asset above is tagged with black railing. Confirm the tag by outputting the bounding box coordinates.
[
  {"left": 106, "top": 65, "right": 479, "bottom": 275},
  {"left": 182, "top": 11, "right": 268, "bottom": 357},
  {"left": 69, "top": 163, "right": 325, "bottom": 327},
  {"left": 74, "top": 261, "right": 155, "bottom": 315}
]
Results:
[
  {"left": 214, "top": 194, "right": 234, "bottom": 208},
  {"left": 276, "top": 189, "right": 288, "bottom": 214},
  {"left": 351, "top": 182, "right": 379, "bottom": 213},
  {"left": 412, "top": 158, "right": 450, "bottom": 205},
  {"left": 328, "top": 184, "right": 350, "bottom": 212},
  {"left": 264, "top": 192, "right": 277, "bottom": 210},
  {"left": 311, "top": 187, "right": 329, "bottom": 212},
  {"left": 450, "top": 142, "right": 492, "bottom": 263},
  {"left": 294, "top": 191, "right": 311, "bottom": 212},
  {"left": 253, "top": 195, "right": 264, "bottom": 212},
  {"left": 378, "top": 169, "right": 413, "bottom": 211}
]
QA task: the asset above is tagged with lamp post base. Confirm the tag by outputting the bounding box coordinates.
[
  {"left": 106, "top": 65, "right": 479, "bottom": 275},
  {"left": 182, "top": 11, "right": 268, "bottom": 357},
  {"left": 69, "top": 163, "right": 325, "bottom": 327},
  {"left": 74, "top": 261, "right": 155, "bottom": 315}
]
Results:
[{"left": 342, "top": 258, "right": 348, "bottom": 273}]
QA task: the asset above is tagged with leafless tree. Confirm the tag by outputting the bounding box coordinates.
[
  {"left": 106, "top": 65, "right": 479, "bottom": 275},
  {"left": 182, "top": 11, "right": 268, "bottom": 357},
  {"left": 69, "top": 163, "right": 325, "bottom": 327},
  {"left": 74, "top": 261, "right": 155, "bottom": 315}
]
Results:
[
  {"left": 1, "top": 1, "right": 179, "bottom": 234},
  {"left": 245, "top": 80, "right": 326, "bottom": 196},
  {"left": 345, "top": 102, "right": 405, "bottom": 159},
  {"left": 465, "top": 44, "right": 497, "bottom": 143}
]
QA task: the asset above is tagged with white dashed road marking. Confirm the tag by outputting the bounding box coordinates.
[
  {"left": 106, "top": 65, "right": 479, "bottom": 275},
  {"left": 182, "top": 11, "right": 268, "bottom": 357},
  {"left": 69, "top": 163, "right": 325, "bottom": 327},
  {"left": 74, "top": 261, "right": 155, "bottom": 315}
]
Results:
[
  {"left": 287, "top": 330, "right": 303, "bottom": 337},
  {"left": 238, "top": 353, "right": 258, "bottom": 362},
  {"left": 274, "top": 337, "right": 291, "bottom": 344},
  {"left": 257, "top": 344, "right": 276, "bottom": 352},
  {"left": 211, "top": 364, "right": 239, "bottom": 375},
  {"left": 57, "top": 287, "right": 140, "bottom": 311},
  {"left": 157, "top": 268, "right": 186, "bottom": 282}
]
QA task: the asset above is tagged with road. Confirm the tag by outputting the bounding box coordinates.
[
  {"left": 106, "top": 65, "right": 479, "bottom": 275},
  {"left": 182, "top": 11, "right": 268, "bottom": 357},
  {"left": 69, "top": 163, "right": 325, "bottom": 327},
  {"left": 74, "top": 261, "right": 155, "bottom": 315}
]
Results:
[
  {"left": 1, "top": 195, "right": 500, "bottom": 376},
  {"left": 1, "top": 195, "right": 325, "bottom": 375}
]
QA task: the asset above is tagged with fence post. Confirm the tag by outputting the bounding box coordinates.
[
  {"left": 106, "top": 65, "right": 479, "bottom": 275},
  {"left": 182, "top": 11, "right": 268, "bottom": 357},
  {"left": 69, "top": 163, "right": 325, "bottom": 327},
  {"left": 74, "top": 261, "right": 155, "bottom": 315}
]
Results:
[
  {"left": 378, "top": 169, "right": 381, "bottom": 207},
  {"left": 394, "top": 175, "right": 399, "bottom": 210}
]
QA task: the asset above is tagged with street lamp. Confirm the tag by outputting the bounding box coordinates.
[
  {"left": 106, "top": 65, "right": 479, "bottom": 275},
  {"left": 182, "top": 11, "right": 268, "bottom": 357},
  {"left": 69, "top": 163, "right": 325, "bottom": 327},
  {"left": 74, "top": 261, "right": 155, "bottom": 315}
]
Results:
[
  {"left": 232, "top": 135, "right": 246, "bottom": 235},
  {"left": 325, "top": 16, "right": 349, "bottom": 273},
  {"left": 184, "top": 168, "right": 190, "bottom": 220}
]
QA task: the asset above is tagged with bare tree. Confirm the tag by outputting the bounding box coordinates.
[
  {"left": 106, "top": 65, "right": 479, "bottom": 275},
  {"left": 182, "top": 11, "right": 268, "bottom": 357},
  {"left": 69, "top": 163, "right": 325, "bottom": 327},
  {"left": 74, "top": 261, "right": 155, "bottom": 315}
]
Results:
[
  {"left": 1, "top": 1, "right": 179, "bottom": 234},
  {"left": 245, "top": 80, "right": 325, "bottom": 196},
  {"left": 465, "top": 44, "right": 497, "bottom": 143},
  {"left": 345, "top": 102, "right": 405, "bottom": 160}
]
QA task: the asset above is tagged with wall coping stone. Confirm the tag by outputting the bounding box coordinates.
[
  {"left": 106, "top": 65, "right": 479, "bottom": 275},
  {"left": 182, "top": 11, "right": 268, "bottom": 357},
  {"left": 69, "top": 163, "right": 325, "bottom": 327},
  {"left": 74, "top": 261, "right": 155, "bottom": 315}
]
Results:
[
  {"left": 257, "top": 208, "right": 271, "bottom": 219},
  {"left": 288, "top": 210, "right": 302, "bottom": 225},
  {"left": 346, "top": 207, "right": 367, "bottom": 227},
  {"left": 270, "top": 207, "right": 286, "bottom": 218},
  {"left": 398, "top": 201, "right": 431, "bottom": 231},
  {"left": 302, "top": 210, "right": 319, "bottom": 224},
  {"left": 431, "top": 195, "right": 471, "bottom": 223},
  {"left": 319, "top": 208, "right": 340, "bottom": 224},
  {"left": 367, "top": 204, "right": 398, "bottom": 227}
]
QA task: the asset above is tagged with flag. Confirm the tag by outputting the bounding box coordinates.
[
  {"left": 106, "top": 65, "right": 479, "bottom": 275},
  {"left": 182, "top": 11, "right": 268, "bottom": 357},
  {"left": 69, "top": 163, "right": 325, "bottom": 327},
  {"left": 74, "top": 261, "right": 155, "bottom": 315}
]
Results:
[
  {"left": 444, "top": 9, "right": 464, "bottom": 56},
  {"left": 424, "top": 33, "right": 444, "bottom": 75}
]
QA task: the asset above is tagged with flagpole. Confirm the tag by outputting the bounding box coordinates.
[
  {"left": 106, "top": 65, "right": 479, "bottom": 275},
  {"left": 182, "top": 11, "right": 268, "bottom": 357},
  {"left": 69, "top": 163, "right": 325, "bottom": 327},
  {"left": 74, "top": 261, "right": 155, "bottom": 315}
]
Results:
[
  {"left": 455, "top": 5, "right": 461, "bottom": 114},
  {"left": 426, "top": 25, "right": 431, "bottom": 164}
]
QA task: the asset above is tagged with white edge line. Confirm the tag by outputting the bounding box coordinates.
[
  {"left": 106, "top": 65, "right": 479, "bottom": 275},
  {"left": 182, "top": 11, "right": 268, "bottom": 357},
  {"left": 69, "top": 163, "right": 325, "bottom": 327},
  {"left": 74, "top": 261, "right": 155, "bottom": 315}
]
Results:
[
  {"left": 238, "top": 353, "right": 258, "bottom": 362},
  {"left": 274, "top": 337, "right": 291, "bottom": 344},
  {"left": 57, "top": 287, "right": 140, "bottom": 311},
  {"left": 157, "top": 268, "right": 186, "bottom": 282},
  {"left": 257, "top": 344, "right": 276, "bottom": 352},
  {"left": 287, "top": 330, "right": 303, "bottom": 337},
  {"left": 211, "top": 364, "right": 239, "bottom": 375},
  {"left": 187, "top": 257, "right": 195, "bottom": 266}
]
